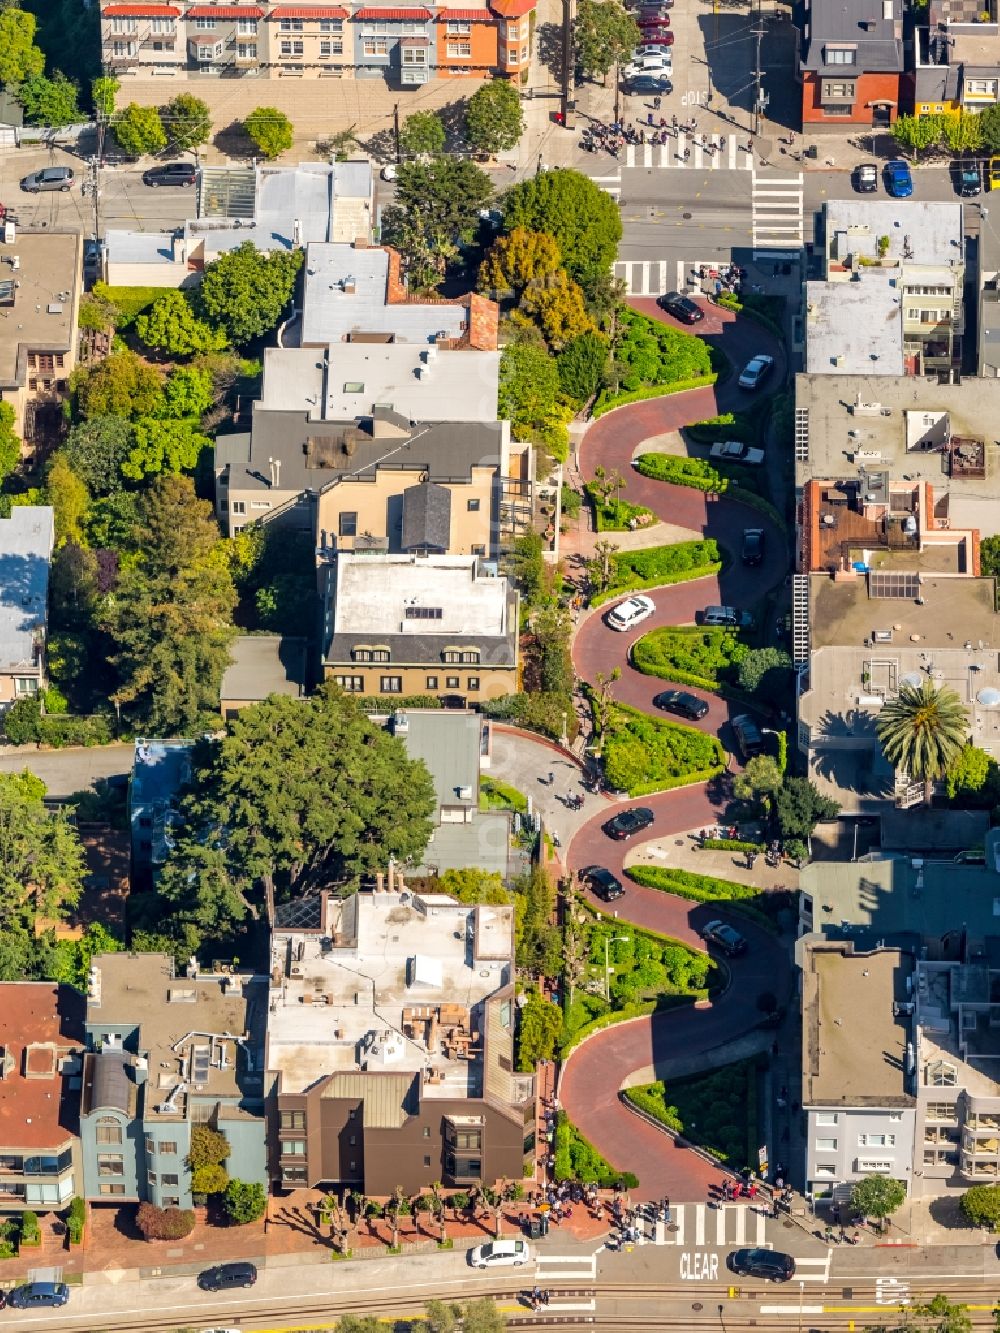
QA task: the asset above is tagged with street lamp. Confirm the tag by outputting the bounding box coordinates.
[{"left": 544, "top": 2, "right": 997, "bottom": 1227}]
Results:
[{"left": 604, "top": 934, "right": 628, "bottom": 999}]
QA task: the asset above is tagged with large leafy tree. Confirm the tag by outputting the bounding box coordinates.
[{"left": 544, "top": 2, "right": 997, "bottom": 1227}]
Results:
[
  {"left": 0, "top": 402, "right": 21, "bottom": 487},
  {"left": 72, "top": 349, "right": 164, "bottom": 419},
  {"left": 244, "top": 105, "right": 294, "bottom": 159},
  {"left": 502, "top": 168, "right": 622, "bottom": 286},
  {"left": 498, "top": 339, "right": 570, "bottom": 461},
  {"left": 112, "top": 102, "right": 167, "bottom": 158},
  {"left": 959, "top": 1183, "right": 1000, "bottom": 1230},
  {"left": 196, "top": 242, "right": 302, "bottom": 346},
  {"left": 102, "top": 475, "right": 236, "bottom": 733},
  {"left": 557, "top": 331, "right": 607, "bottom": 403},
  {"left": 464, "top": 80, "right": 524, "bottom": 157},
  {"left": 45, "top": 454, "right": 90, "bottom": 548},
  {"left": 520, "top": 270, "right": 596, "bottom": 350},
  {"left": 574, "top": 0, "right": 641, "bottom": 81},
  {"left": 163, "top": 93, "right": 211, "bottom": 152},
  {"left": 0, "top": 8, "right": 44, "bottom": 86},
  {"left": 62, "top": 415, "right": 131, "bottom": 495},
  {"left": 157, "top": 687, "right": 436, "bottom": 940},
  {"left": 399, "top": 109, "right": 445, "bottom": 157},
  {"left": 91, "top": 75, "right": 119, "bottom": 118},
  {"left": 381, "top": 158, "right": 493, "bottom": 289},
  {"left": 875, "top": 679, "right": 968, "bottom": 804},
  {"left": 136, "top": 291, "right": 227, "bottom": 359},
  {"left": 222, "top": 1179, "right": 267, "bottom": 1225},
  {"left": 17, "top": 72, "right": 80, "bottom": 127},
  {"left": 0, "top": 773, "right": 87, "bottom": 933},
  {"left": 123, "top": 418, "right": 211, "bottom": 481},
  {"left": 889, "top": 113, "right": 942, "bottom": 158},
  {"left": 479, "top": 227, "right": 561, "bottom": 301},
  {"left": 850, "top": 1174, "right": 905, "bottom": 1222},
  {"left": 774, "top": 776, "right": 839, "bottom": 843}
]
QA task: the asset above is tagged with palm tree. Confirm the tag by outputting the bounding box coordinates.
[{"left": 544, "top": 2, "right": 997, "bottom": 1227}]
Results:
[{"left": 875, "top": 679, "right": 968, "bottom": 804}]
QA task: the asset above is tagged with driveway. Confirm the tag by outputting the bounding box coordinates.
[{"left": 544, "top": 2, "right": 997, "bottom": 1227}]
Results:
[{"left": 0, "top": 743, "right": 133, "bottom": 797}]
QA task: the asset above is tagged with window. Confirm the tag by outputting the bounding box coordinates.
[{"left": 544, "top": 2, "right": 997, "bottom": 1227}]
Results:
[
  {"left": 403, "top": 45, "right": 427, "bottom": 62},
  {"left": 280, "top": 1140, "right": 306, "bottom": 1156},
  {"left": 966, "top": 78, "right": 997, "bottom": 96},
  {"left": 96, "top": 1118, "right": 122, "bottom": 1146},
  {"left": 520, "top": 42, "right": 529, "bottom": 60},
  {"left": 283, "top": 1166, "right": 307, "bottom": 1183},
  {"left": 280, "top": 39, "right": 304, "bottom": 54},
  {"left": 814, "top": 1164, "right": 837, "bottom": 1177},
  {"left": 320, "top": 17, "right": 343, "bottom": 30},
  {"left": 447, "top": 40, "right": 471, "bottom": 57},
  {"left": 162, "top": 1173, "right": 179, "bottom": 1187},
  {"left": 405, "top": 606, "right": 443, "bottom": 620},
  {"left": 280, "top": 1110, "right": 306, "bottom": 1131},
  {"left": 926, "top": 1103, "right": 957, "bottom": 1121},
  {"left": 447, "top": 18, "right": 471, "bottom": 32},
  {"left": 929, "top": 1060, "right": 958, "bottom": 1086},
  {"left": 237, "top": 43, "right": 257, "bottom": 57},
  {"left": 426, "top": 675, "right": 438, "bottom": 690},
  {"left": 814, "top": 1138, "right": 838, "bottom": 1151},
  {"left": 15, "top": 677, "right": 38, "bottom": 697},
  {"left": 443, "top": 650, "right": 480, "bottom": 664},
  {"left": 97, "top": 1154, "right": 124, "bottom": 1178},
  {"left": 815, "top": 1113, "right": 838, "bottom": 1127},
  {"left": 423, "top": 1126, "right": 431, "bottom": 1138},
  {"left": 423, "top": 1155, "right": 432, "bottom": 1167},
  {"left": 858, "top": 1134, "right": 895, "bottom": 1148},
  {"left": 472, "top": 544, "right": 486, "bottom": 556},
  {"left": 232, "top": 501, "right": 246, "bottom": 515},
  {"left": 506, "top": 20, "right": 520, "bottom": 36},
  {"left": 446, "top": 675, "right": 460, "bottom": 689},
  {"left": 163, "top": 1195, "right": 180, "bottom": 1207},
  {"left": 197, "top": 41, "right": 221, "bottom": 59},
  {"left": 111, "top": 16, "right": 137, "bottom": 31},
  {"left": 195, "top": 15, "right": 215, "bottom": 27},
  {"left": 147, "top": 1172, "right": 157, "bottom": 1187},
  {"left": 363, "top": 36, "right": 389, "bottom": 55},
  {"left": 888, "top": 1113, "right": 903, "bottom": 1123},
  {"left": 237, "top": 17, "right": 258, "bottom": 33},
  {"left": 352, "top": 648, "right": 390, "bottom": 663},
  {"left": 821, "top": 80, "right": 856, "bottom": 101},
  {"left": 467, "top": 676, "right": 480, "bottom": 691},
  {"left": 280, "top": 16, "right": 304, "bottom": 28},
  {"left": 467, "top": 498, "right": 481, "bottom": 511},
  {"left": 333, "top": 674, "right": 364, "bottom": 692},
  {"left": 100, "top": 1183, "right": 125, "bottom": 1196},
  {"left": 824, "top": 45, "right": 856, "bottom": 63},
  {"left": 380, "top": 676, "right": 403, "bottom": 693},
  {"left": 339, "top": 511, "right": 358, "bottom": 538},
  {"left": 150, "top": 17, "right": 174, "bottom": 32}
]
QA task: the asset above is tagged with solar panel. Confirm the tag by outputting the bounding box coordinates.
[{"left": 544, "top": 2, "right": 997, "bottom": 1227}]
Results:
[
  {"left": 868, "top": 571, "right": 920, "bottom": 600},
  {"left": 192, "top": 1045, "right": 211, "bottom": 1086}
]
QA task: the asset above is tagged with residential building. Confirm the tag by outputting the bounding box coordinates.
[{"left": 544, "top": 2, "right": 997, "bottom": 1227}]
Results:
[
  {"left": 266, "top": 885, "right": 530, "bottom": 1195},
  {"left": 104, "top": 162, "right": 373, "bottom": 290},
  {"left": 800, "top": 938, "right": 916, "bottom": 1204},
  {"left": 321, "top": 552, "right": 518, "bottom": 704},
  {"left": 79, "top": 953, "right": 267, "bottom": 1209},
  {"left": 0, "top": 507, "right": 54, "bottom": 709},
  {"left": 129, "top": 739, "right": 193, "bottom": 887},
  {"left": 99, "top": 0, "right": 537, "bottom": 82},
  {"left": 0, "top": 232, "right": 82, "bottom": 440},
  {"left": 913, "top": 0, "right": 1000, "bottom": 117},
  {"left": 806, "top": 200, "right": 965, "bottom": 376},
  {"left": 0, "top": 984, "right": 85, "bottom": 1212},
  {"left": 796, "top": 0, "right": 903, "bottom": 129},
  {"left": 978, "top": 215, "right": 1000, "bottom": 376},
  {"left": 220, "top": 635, "right": 309, "bottom": 719}
]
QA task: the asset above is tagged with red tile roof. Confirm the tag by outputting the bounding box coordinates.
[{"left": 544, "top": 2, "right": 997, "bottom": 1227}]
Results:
[
  {"left": 490, "top": 0, "right": 535, "bottom": 14},
  {"left": 354, "top": 6, "right": 431, "bottom": 16},
  {"left": 185, "top": 4, "right": 264, "bottom": 16},
  {"left": 437, "top": 7, "right": 493, "bottom": 16},
  {"left": 266, "top": 4, "right": 348, "bottom": 14},
  {"left": 0, "top": 984, "right": 84, "bottom": 1152},
  {"left": 102, "top": 3, "right": 180, "bottom": 12}
]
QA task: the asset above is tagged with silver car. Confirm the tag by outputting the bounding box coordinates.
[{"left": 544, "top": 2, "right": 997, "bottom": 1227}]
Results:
[{"left": 20, "top": 166, "right": 74, "bottom": 193}]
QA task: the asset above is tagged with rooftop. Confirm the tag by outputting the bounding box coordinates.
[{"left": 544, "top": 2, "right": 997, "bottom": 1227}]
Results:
[
  {"left": 267, "top": 890, "right": 514, "bottom": 1098},
  {"left": 219, "top": 635, "right": 307, "bottom": 706},
  {"left": 0, "top": 983, "right": 83, "bottom": 1150},
  {"left": 805, "top": 278, "right": 903, "bottom": 376},
  {"left": 802, "top": 940, "right": 914, "bottom": 1107},
  {"left": 104, "top": 230, "right": 178, "bottom": 268},
  {"left": 809, "top": 571, "right": 999, "bottom": 650},
  {"left": 0, "top": 507, "right": 53, "bottom": 674},
  {"left": 800, "top": 0, "right": 903, "bottom": 72},
  {"left": 0, "top": 234, "right": 80, "bottom": 389},
  {"left": 914, "top": 957, "right": 1000, "bottom": 1099},
  {"left": 84, "top": 953, "right": 266, "bottom": 1123},
  {"left": 130, "top": 738, "right": 193, "bottom": 809},
  {"left": 825, "top": 198, "right": 964, "bottom": 270}
]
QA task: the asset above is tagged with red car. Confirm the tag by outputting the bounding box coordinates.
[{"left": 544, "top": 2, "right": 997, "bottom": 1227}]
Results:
[
  {"left": 638, "top": 13, "right": 670, "bottom": 25},
  {"left": 638, "top": 29, "right": 674, "bottom": 42}
]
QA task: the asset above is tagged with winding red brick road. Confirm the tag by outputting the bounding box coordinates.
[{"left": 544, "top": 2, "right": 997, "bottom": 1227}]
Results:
[{"left": 558, "top": 299, "right": 792, "bottom": 1201}]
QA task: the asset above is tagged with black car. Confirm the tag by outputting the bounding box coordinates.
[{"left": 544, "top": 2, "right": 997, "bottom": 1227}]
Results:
[
  {"left": 603, "top": 806, "right": 655, "bottom": 840},
  {"left": 728, "top": 1248, "right": 795, "bottom": 1282},
  {"left": 731, "top": 713, "right": 764, "bottom": 760},
  {"left": 579, "top": 865, "right": 625, "bottom": 902},
  {"left": 953, "top": 160, "right": 982, "bottom": 197},
  {"left": 852, "top": 163, "right": 878, "bottom": 193},
  {"left": 626, "top": 74, "right": 672, "bottom": 94},
  {"left": 198, "top": 1262, "right": 258, "bottom": 1292},
  {"left": 741, "top": 527, "right": 765, "bottom": 567},
  {"left": 657, "top": 290, "right": 704, "bottom": 324},
  {"left": 701, "top": 919, "right": 747, "bottom": 956},
  {"left": 143, "top": 161, "right": 197, "bottom": 188},
  {"left": 653, "top": 689, "right": 709, "bottom": 721}
]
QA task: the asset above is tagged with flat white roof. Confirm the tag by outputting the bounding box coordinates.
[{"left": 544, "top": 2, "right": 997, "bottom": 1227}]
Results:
[{"left": 333, "top": 554, "right": 509, "bottom": 637}]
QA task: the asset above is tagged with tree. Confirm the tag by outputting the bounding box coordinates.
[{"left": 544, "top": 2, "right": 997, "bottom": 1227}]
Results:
[
  {"left": 733, "top": 754, "right": 784, "bottom": 807},
  {"left": 425, "top": 1300, "right": 458, "bottom": 1333},
  {"left": 163, "top": 93, "right": 211, "bottom": 152},
  {"left": 737, "top": 646, "right": 793, "bottom": 697},
  {"left": 136, "top": 1203, "right": 196, "bottom": 1241},
  {"left": 197, "top": 242, "right": 303, "bottom": 346},
  {"left": 557, "top": 331, "right": 607, "bottom": 403},
  {"left": 775, "top": 776, "right": 840, "bottom": 844},
  {"left": 45, "top": 454, "right": 90, "bottom": 548},
  {"left": 515, "top": 866, "right": 561, "bottom": 977},
  {"left": 850, "top": 1174, "right": 906, "bottom": 1222},
  {"left": 162, "top": 366, "right": 214, "bottom": 419},
  {"left": 336, "top": 1319, "right": 382, "bottom": 1333},
  {"left": 960, "top": 1183, "right": 1000, "bottom": 1230},
  {"left": 941, "top": 110, "right": 982, "bottom": 153},
  {"left": 244, "top": 105, "right": 294, "bottom": 159},
  {"left": 437, "top": 868, "right": 510, "bottom": 904},
  {"left": 91, "top": 75, "right": 119, "bottom": 118},
  {"left": 16, "top": 72, "right": 80, "bottom": 127},
  {"left": 187, "top": 1124, "right": 231, "bottom": 1170},
  {"left": 503, "top": 168, "right": 623, "bottom": 286},
  {"left": 136, "top": 291, "right": 227, "bottom": 359},
  {"left": 875, "top": 679, "right": 968, "bottom": 804},
  {"left": 460, "top": 1299, "right": 507, "bottom": 1333},
  {"left": 190, "top": 1163, "right": 229, "bottom": 1195},
  {"left": 889, "top": 113, "right": 942, "bottom": 158},
  {"left": 980, "top": 105, "right": 1000, "bottom": 154},
  {"left": 123, "top": 418, "right": 211, "bottom": 481},
  {"left": 73, "top": 349, "right": 163, "bottom": 420},
  {"left": 465, "top": 80, "right": 524, "bottom": 157},
  {"left": 158, "top": 688, "right": 436, "bottom": 940},
  {"left": 222, "top": 1179, "right": 267, "bottom": 1225},
  {"left": 0, "top": 402, "right": 21, "bottom": 487},
  {"left": 517, "top": 987, "right": 562, "bottom": 1070},
  {"left": 574, "top": 0, "right": 641, "bottom": 81},
  {"left": 945, "top": 744, "right": 996, "bottom": 803},
  {"left": 400, "top": 109, "right": 445, "bottom": 157},
  {"left": 381, "top": 157, "right": 493, "bottom": 288},
  {"left": 112, "top": 102, "right": 167, "bottom": 158},
  {"left": 0, "top": 774, "right": 87, "bottom": 933},
  {"left": 980, "top": 533, "right": 1000, "bottom": 577},
  {"left": 498, "top": 339, "right": 569, "bottom": 460},
  {"left": 479, "top": 227, "right": 561, "bottom": 301},
  {"left": 0, "top": 8, "right": 44, "bottom": 86},
  {"left": 521, "top": 270, "right": 596, "bottom": 350}
]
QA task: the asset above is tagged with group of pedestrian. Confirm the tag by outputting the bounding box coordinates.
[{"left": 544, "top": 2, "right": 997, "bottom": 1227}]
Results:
[
  {"left": 529, "top": 1287, "right": 551, "bottom": 1312},
  {"left": 720, "top": 1177, "right": 758, "bottom": 1202}
]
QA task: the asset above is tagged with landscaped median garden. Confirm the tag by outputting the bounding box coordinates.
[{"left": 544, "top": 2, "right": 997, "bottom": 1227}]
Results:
[
  {"left": 625, "top": 865, "right": 780, "bottom": 932},
  {"left": 592, "top": 308, "right": 719, "bottom": 418},
  {"left": 591, "top": 539, "right": 722, "bottom": 607},
  {"left": 599, "top": 703, "right": 726, "bottom": 796},
  {"left": 631, "top": 624, "right": 747, "bottom": 692},
  {"left": 634, "top": 451, "right": 785, "bottom": 530},
  {"left": 624, "top": 1059, "right": 762, "bottom": 1169}
]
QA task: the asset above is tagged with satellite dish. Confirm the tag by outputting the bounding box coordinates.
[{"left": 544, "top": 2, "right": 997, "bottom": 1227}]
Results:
[
  {"left": 977, "top": 687, "right": 1000, "bottom": 707},
  {"left": 899, "top": 672, "right": 923, "bottom": 688}
]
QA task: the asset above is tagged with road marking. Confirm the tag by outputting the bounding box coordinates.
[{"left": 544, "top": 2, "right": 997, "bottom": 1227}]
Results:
[
  {"left": 875, "top": 1277, "right": 910, "bottom": 1306},
  {"left": 612, "top": 257, "right": 728, "bottom": 296},
  {"left": 751, "top": 169, "right": 804, "bottom": 252},
  {"left": 760, "top": 1304, "right": 825, "bottom": 1315},
  {"left": 624, "top": 135, "right": 753, "bottom": 171},
  {"left": 536, "top": 1252, "right": 597, "bottom": 1281},
  {"left": 694, "top": 1206, "right": 706, "bottom": 1246}
]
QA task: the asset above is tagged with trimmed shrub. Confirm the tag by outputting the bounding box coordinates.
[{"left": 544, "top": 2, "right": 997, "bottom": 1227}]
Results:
[
  {"left": 631, "top": 625, "right": 747, "bottom": 691},
  {"left": 601, "top": 704, "right": 725, "bottom": 796},
  {"left": 634, "top": 452, "right": 727, "bottom": 492},
  {"left": 554, "top": 1111, "right": 639, "bottom": 1189},
  {"left": 594, "top": 539, "right": 720, "bottom": 605},
  {"left": 481, "top": 690, "right": 573, "bottom": 741},
  {"left": 357, "top": 694, "right": 443, "bottom": 713},
  {"left": 66, "top": 1197, "right": 86, "bottom": 1244},
  {"left": 136, "top": 1202, "right": 196, "bottom": 1241}
]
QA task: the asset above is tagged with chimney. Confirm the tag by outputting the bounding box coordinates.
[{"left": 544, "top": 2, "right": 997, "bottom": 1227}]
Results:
[
  {"left": 273, "top": 458, "right": 281, "bottom": 487},
  {"left": 387, "top": 860, "right": 395, "bottom": 895},
  {"left": 293, "top": 218, "right": 302, "bottom": 247}
]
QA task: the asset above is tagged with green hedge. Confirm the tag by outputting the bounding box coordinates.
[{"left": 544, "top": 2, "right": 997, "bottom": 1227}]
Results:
[
  {"left": 602, "top": 703, "right": 725, "bottom": 796},
  {"left": 592, "top": 374, "right": 717, "bottom": 419},
  {"left": 481, "top": 690, "right": 573, "bottom": 741},
  {"left": 584, "top": 483, "right": 655, "bottom": 533},
  {"left": 634, "top": 452, "right": 727, "bottom": 492},
  {"left": 96, "top": 283, "right": 164, "bottom": 328},
  {"left": 358, "top": 694, "right": 443, "bottom": 713},
  {"left": 626, "top": 864, "right": 775, "bottom": 930},
  {"left": 701, "top": 837, "right": 765, "bottom": 853},
  {"left": 554, "top": 1111, "right": 640, "bottom": 1189},
  {"left": 631, "top": 625, "right": 747, "bottom": 691},
  {"left": 479, "top": 777, "right": 528, "bottom": 813},
  {"left": 591, "top": 539, "right": 722, "bottom": 607},
  {"left": 624, "top": 1061, "right": 760, "bottom": 1168}
]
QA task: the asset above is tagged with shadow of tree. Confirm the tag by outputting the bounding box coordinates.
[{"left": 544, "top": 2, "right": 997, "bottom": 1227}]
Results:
[
  {"left": 536, "top": 20, "right": 564, "bottom": 79},
  {"left": 212, "top": 119, "right": 255, "bottom": 162}
]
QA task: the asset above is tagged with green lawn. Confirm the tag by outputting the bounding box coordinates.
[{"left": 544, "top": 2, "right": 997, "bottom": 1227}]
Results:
[
  {"left": 624, "top": 1060, "right": 760, "bottom": 1167},
  {"left": 584, "top": 482, "right": 656, "bottom": 533},
  {"left": 601, "top": 703, "right": 725, "bottom": 795},
  {"left": 631, "top": 625, "right": 747, "bottom": 692},
  {"left": 626, "top": 865, "right": 778, "bottom": 931},
  {"left": 479, "top": 777, "right": 528, "bottom": 814},
  {"left": 592, "top": 540, "right": 722, "bottom": 607}
]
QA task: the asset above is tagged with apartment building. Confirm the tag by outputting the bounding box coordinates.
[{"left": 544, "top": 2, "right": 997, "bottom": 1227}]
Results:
[
  {"left": 100, "top": 0, "right": 536, "bottom": 82},
  {"left": 0, "top": 507, "right": 54, "bottom": 710},
  {"left": 795, "top": 0, "right": 903, "bottom": 128},
  {"left": 266, "top": 886, "right": 531, "bottom": 1195},
  {"left": 913, "top": 0, "right": 1000, "bottom": 116},
  {"left": 321, "top": 552, "right": 519, "bottom": 704},
  {"left": 129, "top": 738, "right": 193, "bottom": 887},
  {"left": 79, "top": 953, "right": 267, "bottom": 1210},
  {"left": 0, "top": 984, "right": 85, "bottom": 1212}
]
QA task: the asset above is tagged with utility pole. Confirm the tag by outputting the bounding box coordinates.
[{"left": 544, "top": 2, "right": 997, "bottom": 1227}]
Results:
[
  {"left": 614, "top": 60, "right": 621, "bottom": 125},
  {"left": 392, "top": 102, "right": 401, "bottom": 164},
  {"left": 560, "top": 0, "right": 574, "bottom": 131},
  {"left": 751, "top": 0, "right": 768, "bottom": 137}
]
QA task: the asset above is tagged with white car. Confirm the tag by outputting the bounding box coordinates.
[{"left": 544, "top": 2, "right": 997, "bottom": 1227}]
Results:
[
  {"left": 710, "top": 440, "right": 765, "bottom": 466},
  {"left": 737, "top": 354, "right": 775, "bottom": 390},
  {"left": 606, "top": 593, "right": 656, "bottom": 632},
  {"left": 624, "top": 53, "right": 672, "bottom": 77},
  {"left": 468, "top": 1239, "right": 532, "bottom": 1268}
]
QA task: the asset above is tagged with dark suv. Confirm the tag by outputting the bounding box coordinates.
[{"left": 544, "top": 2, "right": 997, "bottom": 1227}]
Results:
[
  {"left": 731, "top": 714, "right": 764, "bottom": 760},
  {"left": 741, "top": 528, "right": 765, "bottom": 567},
  {"left": 579, "top": 865, "right": 625, "bottom": 902},
  {"left": 728, "top": 1248, "right": 795, "bottom": 1282},
  {"left": 198, "top": 1262, "right": 258, "bottom": 1291},
  {"left": 603, "top": 806, "right": 654, "bottom": 840},
  {"left": 142, "top": 161, "right": 197, "bottom": 187},
  {"left": 657, "top": 290, "right": 704, "bottom": 324}
]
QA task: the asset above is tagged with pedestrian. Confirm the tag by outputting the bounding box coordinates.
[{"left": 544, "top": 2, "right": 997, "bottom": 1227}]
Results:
[
  {"left": 684, "top": 148, "right": 691, "bottom": 161},
  {"left": 720, "top": 135, "right": 726, "bottom": 150}
]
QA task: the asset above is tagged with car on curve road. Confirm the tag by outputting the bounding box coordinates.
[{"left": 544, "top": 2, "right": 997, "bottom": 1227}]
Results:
[
  {"left": 728, "top": 1248, "right": 795, "bottom": 1281},
  {"left": 741, "top": 527, "right": 765, "bottom": 566},
  {"left": 657, "top": 290, "right": 703, "bottom": 323},
  {"left": 700, "top": 605, "right": 754, "bottom": 629},
  {"left": 710, "top": 440, "right": 764, "bottom": 466},
  {"left": 469, "top": 1239, "right": 532, "bottom": 1268},
  {"left": 653, "top": 689, "right": 709, "bottom": 721},
  {"left": 885, "top": 159, "right": 913, "bottom": 198},
  {"left": 701, "top": 919, "right": 747, "bottom": 956},
  {"left": 579, "top": 865, "right": 625, "bottom": 901},
  {"left": 606, "top": 593, "right": 656, "bottom": 632},
  {"left": 603, "top": 806, "right": 655, "bottom": 840},
  {"left": 737, "top": 354, "right": 774, "bottom": 391}
]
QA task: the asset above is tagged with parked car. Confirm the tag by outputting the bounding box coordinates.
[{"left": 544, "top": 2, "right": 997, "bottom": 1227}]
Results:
[
  {"left": 657, "top": 291, "right": 703, "bottom": 324},
  {"left": 954, "top": 160, "right": 982, "bottom": 197},
  {"left": 635, "top": 0, "right": 674, "bottom": 11},
  {"left": 142, "top": 161, "right": 197, "bottom": 187},
  {"left": 852, "top": 162, "right": 878, "bottom": 193},
  {"left": 741, "top": 527, "right": 765, "bottom": 566},
  {"left": 579, "top": 865, "right": 625, "bottom": 901},
  {"left": 653, "top": 689, "right": 709, "bottom": 721},
  {"left": 635, "top": 29, "right": 673, "bottom": 42},
  {"left": 198, "top": 1262, "right": 258, "bottom": 1292},
  {"left": 737, "top": 354, "right": 774, "bottom": 390},
  {"left": 469, "top": 1239, "right": 532, "bottom": 1268},
  {"left": 606, "top": 593, "right": 656, "bottom": 632},
  {"left": 604, "top": 806, "right": 655, "bottom": 840},
  {"left": 624, "top": 52, "right": 672, "bottom": 78},
  {"left": 701, "top": 919, "right": 747, "bottom": 956},
  {"left": 20, "top": 166, "right": 74, "bottom": 193},
  {"left": 710, "top": 440, "right": 764, "bottom": 466},
  {"left": 626, "top": 73, "right": 673, "bottom": 94},
  {"left": 991, "top": 155, "right": 1000, "bottom": 191},
  {"left": 700, "top": 605, "right": 754, "bottom": 629},
  {"left": 8, "top": 1283, "right": 70, "bottom": 1309},
  {"left": 83, "top": 237, "right": 104, "bottom": 273},
  {"left": 885, "top": 159, "right": 913, "bottom": 198},
  {"left": 731, "top": 713, "right": 764, "bottom": 759},
  {"left": 638, "top": 11, "right": 671, "bottom": 25},
  {"left": 728, "top": 1248, "right": 795, "bottom": 1282},
  {"left": 633, "top": 43, "right": 673, "bottom": 61}
]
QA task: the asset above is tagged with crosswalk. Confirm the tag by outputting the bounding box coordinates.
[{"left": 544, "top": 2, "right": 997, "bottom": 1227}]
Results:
[
  {"left": 613, "top": 256, "right": 718, "bottom": 297},
  {"left": 534, "top": 1251, "right": 597, "bottom": 1313},
  {"left": 624, "top": 133, "right": 753, "bottom": 172},
  {"left": 657, "top": 1202, "right": 767, "bottom": 1248},
  {"left": 751, "top": 169, "right": 804, "bottom": 254}
]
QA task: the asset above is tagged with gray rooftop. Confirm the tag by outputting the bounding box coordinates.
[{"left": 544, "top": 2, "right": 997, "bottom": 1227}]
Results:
[
  {"left": 328, "top": 553, "right": 512, "bottom": 639},
  {"left": 401, "top": 481, "right": 451, "bottom": 552},
  {"left": 800, "top": 0, "right": 903, "bottom": 73},
  {"left": 0, "top": 507, "right": 53, "bottom": 673},
  {"left": 805, "top": 278, "right": 903, "bottom": 375},
  {"left": 301, "top": 242, "right": 468, "bottom": 346},
  {"left": 104, "top": 230, "right": 178, "bottom": 267},
  {"left": 220, "top": 635, "right": 307, "bottom": 706},
  {"left": 825, "top": 198, "right": 964, "bottom": 269}
]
